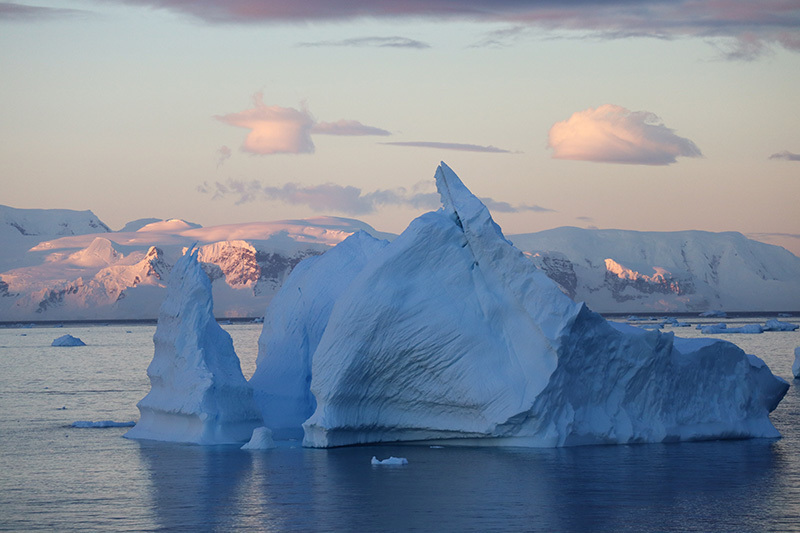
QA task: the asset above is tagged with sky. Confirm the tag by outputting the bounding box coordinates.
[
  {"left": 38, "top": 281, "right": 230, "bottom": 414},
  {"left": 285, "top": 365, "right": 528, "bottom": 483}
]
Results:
[{"left": 2, "top": 0, "right": 800, "bottom": 255}]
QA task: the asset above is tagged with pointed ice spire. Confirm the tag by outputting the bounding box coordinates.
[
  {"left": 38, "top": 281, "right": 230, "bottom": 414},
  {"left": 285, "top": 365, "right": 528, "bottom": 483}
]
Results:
[{"left": 125, "top": 245, "right": 263, "bottom": 444}]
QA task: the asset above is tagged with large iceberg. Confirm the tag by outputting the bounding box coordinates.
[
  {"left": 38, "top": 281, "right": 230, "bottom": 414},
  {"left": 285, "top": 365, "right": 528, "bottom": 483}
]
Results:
[
  {"left": 125, "top": 246, "right": 262, "bottom": 444},
  {"left": 249, "top": 231, "right": 387, "bottom": 438},
  {"left": 253, "top": 162, "right": 787, "bottom": 448}
]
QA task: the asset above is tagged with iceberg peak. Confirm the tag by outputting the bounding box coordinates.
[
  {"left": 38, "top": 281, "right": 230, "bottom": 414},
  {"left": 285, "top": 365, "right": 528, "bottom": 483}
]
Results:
[{"left": 125, "top": 244, "right": 262, "bottom": 444}]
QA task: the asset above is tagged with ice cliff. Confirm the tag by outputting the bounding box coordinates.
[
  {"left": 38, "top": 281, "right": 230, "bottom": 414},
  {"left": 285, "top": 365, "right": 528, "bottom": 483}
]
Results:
[
  {"left": 253, "top": 162, "right": 788, "bottom": 448},
  {"left": 249, "top": 231, "right": 388, "bottom": 438},
  {"left": 125, "top": 246, "right": 262, "bottom": 444}
]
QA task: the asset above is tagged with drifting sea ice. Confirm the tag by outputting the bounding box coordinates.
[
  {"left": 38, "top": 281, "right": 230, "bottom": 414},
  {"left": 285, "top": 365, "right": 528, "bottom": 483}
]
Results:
[
  {"left": 71, "top": 420, "right": 135, "bottom": 428},
  {"left": 764, "top": 319, "right": 799, "bottom": 332},
  {"left": 52, "top": 334, "right": 86, "bottom": 347},
  {"left": 371, "top": 456, "right": 409, "bottom": 465},
  {"left": 700, "top": 323, "right": 764, "bottom": 334}
]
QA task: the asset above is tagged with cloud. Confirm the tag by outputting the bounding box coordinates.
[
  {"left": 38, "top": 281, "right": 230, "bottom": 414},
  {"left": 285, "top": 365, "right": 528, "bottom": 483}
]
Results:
[
  {"left": 215, "top": 93, "right": 315, "bottom": 155},
  {"left": 0, "top": 3, "right": 83, "bottom": 20},
  {"left": 298, "top": 36, "right": 430, "bottom": 49},
  {"left": 480, "top": 199, "right": 554, "bottom": 213},
  {"left": 217, "top": 94, "right": 392, "bottom": 154},
  {"left": 769, "top": 150, "right": 800, "bottom": 162},
  {"left": 709, "top": 33, "right": 771, "bottom": 61},
  {"left": 112, "top": 1, "right": 800, "bottom": 57},
  {"left": 312, "top": 120, "right": 391, "bottom": 136},
  {"left": 215, "top": 145, "right": 232, "bottom": 168},
  {"left": 547, "top": 104, "right": 702, "bottom": 165},
  {"left": 382, "top": 141, "right": 514, "bottom": 153},
  {"left": 200, "top": 179, "right": 548, "bottom": 215}
]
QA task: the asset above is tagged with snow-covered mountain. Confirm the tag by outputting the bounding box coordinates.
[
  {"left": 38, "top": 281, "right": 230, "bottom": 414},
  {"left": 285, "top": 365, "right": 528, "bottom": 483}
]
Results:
[
  {"left": 1, "top": 205, "right": 798, "bottom": 320},
  {"left": 513, "top": 227, "right": 800, "bottom": 313},
  {"left": 0, "top": 205, "right": 391, "bottom": 321}
]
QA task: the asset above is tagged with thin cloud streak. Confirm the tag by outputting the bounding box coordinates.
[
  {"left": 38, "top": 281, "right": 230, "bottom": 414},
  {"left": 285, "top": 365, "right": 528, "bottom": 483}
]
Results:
[
  {"left": 548, "top": 104, "right": 702, "bottom": 165},
  {"left": 0, "top": 3, "right": 83, "bottom": 20},
  {"left": 769, "top": 150, "right": 800, "bottom": 161},
  {"left": 112, "top": 0, "right": 800, "bottom": 57},
  {"left": 199, "top": 179, "right": 549, "bottom": 215},
  {"left": 298, "top": 36, "right": 430, "bottom": 49},
  {"left": 383, "top": 141, "right": 514, "bottom": 153},
  {"left": 312, "top": 120, "right": 391, "bottom": 136}
]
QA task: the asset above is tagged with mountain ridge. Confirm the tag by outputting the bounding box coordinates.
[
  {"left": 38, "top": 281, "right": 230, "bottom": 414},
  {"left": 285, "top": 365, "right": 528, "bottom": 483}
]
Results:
[{"left": 1, "top": 206, "right": 798, "bottom": 320}]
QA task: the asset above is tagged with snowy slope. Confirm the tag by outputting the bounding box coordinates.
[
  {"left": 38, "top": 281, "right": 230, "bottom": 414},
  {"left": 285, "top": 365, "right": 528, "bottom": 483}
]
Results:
[{"left": 512, "top": 227, "right": 800, "bottom": 313}]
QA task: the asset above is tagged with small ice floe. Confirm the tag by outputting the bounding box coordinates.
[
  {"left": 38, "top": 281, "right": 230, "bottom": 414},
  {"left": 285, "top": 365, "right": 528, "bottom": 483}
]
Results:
[
  {"left": 793, "top": 347, "right": 800, "bottom": 380},
  {"left": 763, "top": 319, "right": 799, "bottom": 332},
  {"left": 371, "top": 456, "right": 408, "bottom": 466},
  {"left": 429, "top": 445, "right": 444, "bottom": 449},
  {"left": 699, "top": 310, "right": 727, "bottom": 318},
  {"left": 52, "top": 334, "right": 86, "bottom": 347},
  {"left": 700, "top": 323, "right": 763, "bottom": 334},
  {"left": 71, "top": 420, "right": 136, "bottom": 428},
  {"left": 241, "top": 427, "right": 276, "bottom": 450}
]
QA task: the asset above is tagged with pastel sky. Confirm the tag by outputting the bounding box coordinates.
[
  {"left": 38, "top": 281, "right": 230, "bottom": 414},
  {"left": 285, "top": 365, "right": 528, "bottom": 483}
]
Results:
[{"left": 2, "top": 0, "right": 799, "bottom": 255}]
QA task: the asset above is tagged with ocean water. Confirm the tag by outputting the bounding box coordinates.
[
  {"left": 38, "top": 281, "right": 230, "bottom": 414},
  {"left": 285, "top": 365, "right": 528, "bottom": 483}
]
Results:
[{"left": 0, "top": 318, "right": 799, "bottom": 532}]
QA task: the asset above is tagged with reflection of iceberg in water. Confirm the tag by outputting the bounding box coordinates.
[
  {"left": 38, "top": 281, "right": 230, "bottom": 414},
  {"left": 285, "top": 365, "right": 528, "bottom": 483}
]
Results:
[
  {"left": 135, "top": 441, "right": 254, "bottom": 531},
  {"left": 134, "top": 439, "right": 789, "bottom": 531}
]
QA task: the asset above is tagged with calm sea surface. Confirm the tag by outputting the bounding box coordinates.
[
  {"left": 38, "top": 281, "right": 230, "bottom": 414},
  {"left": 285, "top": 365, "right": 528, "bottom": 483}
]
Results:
[{"left": 1, "top": 317, "right": 799, "bottom": 532}]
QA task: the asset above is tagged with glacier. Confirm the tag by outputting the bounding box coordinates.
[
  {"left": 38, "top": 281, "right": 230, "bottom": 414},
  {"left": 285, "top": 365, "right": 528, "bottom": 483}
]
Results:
[
  {"left": 124, "top": 245, "right": 262, "bottom": 444},
  {"left": 250, "top": 162, "right": 788, "bottom": 448}
]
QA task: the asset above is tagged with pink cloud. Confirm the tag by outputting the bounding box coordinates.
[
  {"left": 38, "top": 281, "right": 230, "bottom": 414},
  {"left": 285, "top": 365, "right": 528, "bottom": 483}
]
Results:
[
  {"left": 547, "top": 104, "right": 702, "bottom": 165},
  {"left": 215, "top": 93, "right": 315, "bottom": 155},
  {"left": 312, "top": 120, "right": 391, "bottom": 136}
]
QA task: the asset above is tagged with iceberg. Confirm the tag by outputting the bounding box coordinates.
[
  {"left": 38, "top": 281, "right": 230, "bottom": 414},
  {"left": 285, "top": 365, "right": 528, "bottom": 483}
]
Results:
[
  {"left": 72, "top": 420, "right": 135, "bottom": 428},
  {"left": 371, "top": 456, "right": 408, "bottom": 465},
  {"left": 252, "top": 162, "right": 787, "bottom": 448},
  {"left": 793, "top": 348, "right": 800, "bottom": 379},
  {"left": 700, "top": 323, "right": 764, "bottom": 334},
  {"left": 249, "top": 231, "right": 387, "bottom": 438},
  {"left": 764, "top": 319, "right": 799, "bottom": 332},
  {"left": 125, "top": 246, "right": 262, "bottom": 444},
  {"left": 241, "top": 426, "right": 276, "bottom": 450},
  {"left": 52, "top": 334, "right": 86, "bottom": 347}
]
